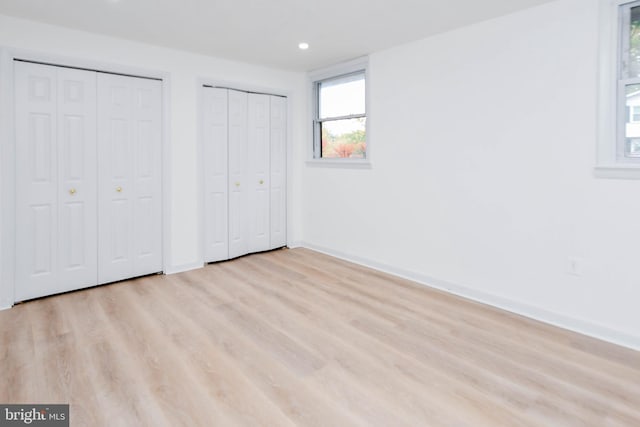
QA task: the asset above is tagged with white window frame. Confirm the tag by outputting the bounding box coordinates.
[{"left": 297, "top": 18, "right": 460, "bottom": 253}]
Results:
[
  {"left": 307, "top": 57, "right": 371, "bottom": 168},
  {"left": 597, "top": 0, "right": 640, "bottom": 178}
]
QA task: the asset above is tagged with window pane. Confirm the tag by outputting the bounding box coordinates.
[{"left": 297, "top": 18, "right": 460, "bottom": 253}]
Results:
[
  {"left": 319, "top": 73, "right": 365, "bottom": 119},
  {"left": 625, "top": 84, "right": 640, "bottom": 156},
  {"left": 628, "top": 139, "right": 640, "bottom": 157},
  {"left": 320, "top": 118, "right": 366, "bottom": 159},
  {"left": 628, "top": 6, "right": 640, "bottom": 78}
]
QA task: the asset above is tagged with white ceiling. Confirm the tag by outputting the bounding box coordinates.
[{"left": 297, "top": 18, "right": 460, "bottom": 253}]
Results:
[{"left": 0, "top": 0, "right": 556, "bottom": 71}]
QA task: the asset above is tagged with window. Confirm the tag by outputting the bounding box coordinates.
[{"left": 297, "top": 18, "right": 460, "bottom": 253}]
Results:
[
  {"left": 619, "top": 2, "right": 640, "bottom": 159},
  {"left": 311, "top": 59, "right": 368, "bottom": 163},
  {"left": 597, "top": 0, "right": 640, "bottom": 177}
]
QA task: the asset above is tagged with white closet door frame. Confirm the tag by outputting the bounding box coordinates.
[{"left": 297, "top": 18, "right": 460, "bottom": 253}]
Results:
[
  {"left": 197, "top": 79, "right": 292, "bottom": 267},
  {"left": 0, "top": 48, "right": 172, "bottom": 308},
  {"left": 0, "top": 49, "right": 15, "bottom": 309}
]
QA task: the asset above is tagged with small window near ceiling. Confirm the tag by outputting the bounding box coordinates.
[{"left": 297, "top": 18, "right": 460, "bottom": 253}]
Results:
[{"left": 313, "top": 70, "right": 367, "bottom": 159}]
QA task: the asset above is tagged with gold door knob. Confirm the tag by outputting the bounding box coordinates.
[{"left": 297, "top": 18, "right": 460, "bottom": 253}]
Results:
[
  {"left": 69, "top": 188, "right": 77, "bottom": 195},
  {"left": 116, "top": 186, "right": 122, "bottom": 193},
  {"left": 259, "top": 180, "right": 264, "bottom": 185},
  {"left": 234, "top": 182, "right": 240, "bottom": 187}
]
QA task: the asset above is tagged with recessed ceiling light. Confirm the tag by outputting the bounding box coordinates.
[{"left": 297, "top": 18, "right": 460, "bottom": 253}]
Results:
[{"left": 298, "top": 42, "right": 309, "bottom": 50}]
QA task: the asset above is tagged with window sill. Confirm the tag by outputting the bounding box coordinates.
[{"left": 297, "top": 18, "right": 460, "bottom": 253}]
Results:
[
  {"left": 594, "top": 164, "right": 640, "bottom": 180},
  {"left": 306, "top": 159, "right": 372, "bottom": 169}
]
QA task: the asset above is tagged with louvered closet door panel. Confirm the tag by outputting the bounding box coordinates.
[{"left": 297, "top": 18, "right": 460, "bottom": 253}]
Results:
[
  {"left": 228, "top": 90, "right": 248, "bottom": 259},
  {"left": 203, "top": 87, "right": 229, "bottom": 262},
  {"left": 15, "top": 62, "right": 98, "bottom": 302},
  {"left": 98, "top": 74, "right": 162, "bottom": 284},
  {"left": 269, "top": 96, "right": 287, "bottom": 249},
  {"left": 247, "top": 93, "right": 270, "bottom": 253}
]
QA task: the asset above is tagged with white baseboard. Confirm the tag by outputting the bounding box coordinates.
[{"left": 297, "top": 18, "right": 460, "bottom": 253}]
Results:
[
  {"left": 0, "top": 303, "right": 12, "bottom": 311},
  {"left": 164, "top": 261, "right": 204, "bottom": 275},
  {"left": 299, "top": 241, "right": 640, "bottom": 351},
  {"left": 287, "top": 240, "right": 305, "bottom": 249}
]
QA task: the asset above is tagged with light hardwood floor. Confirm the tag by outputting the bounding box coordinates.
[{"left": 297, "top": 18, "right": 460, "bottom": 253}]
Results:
[{"left": 1, "top": 248, "right": 639, "bottom": 426}]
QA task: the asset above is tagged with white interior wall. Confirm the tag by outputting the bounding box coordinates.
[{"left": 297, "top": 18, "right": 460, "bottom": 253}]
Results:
[
  {"left": 0, "top": 13, "right": 306, "bottom": 306},
  {"left": 301, "top": 0, "right": 640, "bottom": 349}
]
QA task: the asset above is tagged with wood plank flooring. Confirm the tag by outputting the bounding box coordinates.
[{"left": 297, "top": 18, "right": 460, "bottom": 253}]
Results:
[{"left": 1, "top": 248, "right": 639, "bottom": 426}]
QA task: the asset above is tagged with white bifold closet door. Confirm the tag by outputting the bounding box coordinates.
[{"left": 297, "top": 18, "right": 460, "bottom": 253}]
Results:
[
  {"left": 203, "top": 87, "right": 229, "bottom": 262},
  {"left": 14, "top": 61, "right": 162, "bottom": 302},
  {"left": 97, "top": 73, "right": 163, "bottom": 285},
  {"left": 269, "top": 96, "right": 287, "bottom": 249},
  {"left": 247, "top": 93, "right": 270, "bottom": 253},
  {"left": 203, "top": 86, "right": 286, "bottom": 263},
  {"left": 228, "top": 89, "right": 249, "bottom": 259},
  {"left": 15, "top": 61, "right": 98, "bottom": 302}
]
